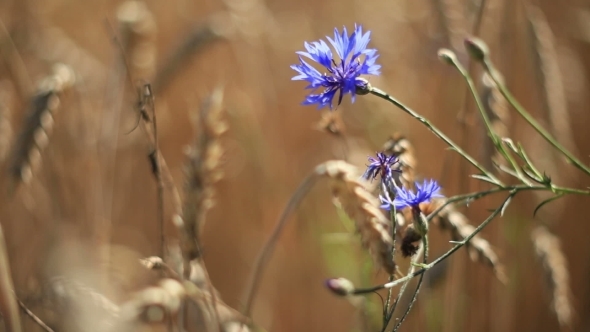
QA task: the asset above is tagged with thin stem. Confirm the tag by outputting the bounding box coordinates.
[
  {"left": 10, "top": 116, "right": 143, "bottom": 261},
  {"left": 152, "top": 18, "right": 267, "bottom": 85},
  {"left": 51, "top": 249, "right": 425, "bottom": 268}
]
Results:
[
  {"left": 482, "top": 59, "right": 590, "bottom": 176},
  {"left": 393, "top": 229, "right": 429, "bottom": 331},
  {"left": 369, "top": 87, "right": 502, "bottom": 186},
  {"left": 449, "top": 57, "right": 530, "bottom": 184},
  {"left": 354, "top": 193, "right": 513, "bottom": 295},
  {"left": 383, "top": 207, "right": 397, "bottom": 329},
  {"left": 241, "top": 172, "right": 320, "bottom": 316},
  {"left": 386, "top": 242, "right": 423, "bottom": 327}
]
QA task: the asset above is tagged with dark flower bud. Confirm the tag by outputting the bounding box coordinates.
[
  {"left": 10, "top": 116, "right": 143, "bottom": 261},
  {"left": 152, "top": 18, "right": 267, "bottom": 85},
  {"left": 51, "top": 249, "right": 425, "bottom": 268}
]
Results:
[
  {"left": 325, "top": 278, "right": 355, "bottom": 296},
  {"left": 437, "top": 48, "right": 458, "bottom": 66},
  {"left": 355, "top": 78, "right": 371, "bottom": 95},
  {"left": 464, "top": 37, "right": 489, "bottom": 62}
]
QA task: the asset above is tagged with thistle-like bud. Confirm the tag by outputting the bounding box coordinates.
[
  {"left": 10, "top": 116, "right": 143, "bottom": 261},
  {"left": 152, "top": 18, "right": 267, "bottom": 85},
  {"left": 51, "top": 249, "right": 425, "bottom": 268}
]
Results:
[
  {"left": 355, "top": 78, "right": 372, "bottom": 95},
  {"left": 437, "top": 48, "right": 458, "bottom": 66},
  {"left": 464, "top": 37, "right": 490, "bottom": 62},
  {"left": 325, "top": 278, "right": 355, "bottom": 296}
]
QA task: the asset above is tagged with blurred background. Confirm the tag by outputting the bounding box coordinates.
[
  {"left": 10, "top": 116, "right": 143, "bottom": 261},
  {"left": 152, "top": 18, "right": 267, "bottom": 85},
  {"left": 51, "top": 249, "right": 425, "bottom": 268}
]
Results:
[{"left": 0, "top": 0, "right": 589, "bottom": 331}]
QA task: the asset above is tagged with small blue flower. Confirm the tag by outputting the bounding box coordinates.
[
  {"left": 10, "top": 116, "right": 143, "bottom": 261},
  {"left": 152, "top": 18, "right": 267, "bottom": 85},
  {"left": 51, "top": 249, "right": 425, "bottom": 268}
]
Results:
[
  {"left": 291, "top": 24, "right": 381, "bottom": 110},
  {"left": 362, "top": 152, "right": 399, "bottom": 182},
  {"left": 380, "top": 179, "right": 443, "bottom": 211}
]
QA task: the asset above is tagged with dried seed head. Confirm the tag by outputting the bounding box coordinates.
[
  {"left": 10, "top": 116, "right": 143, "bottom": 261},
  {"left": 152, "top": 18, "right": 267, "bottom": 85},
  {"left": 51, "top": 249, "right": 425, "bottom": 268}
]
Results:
[
  {"left": 181, "top": 88, "right": 227, "bottom": 261},
  {"left": 400, "top": 224, "right": 422, "bottom": 257},
  {"left": 531, "top": 226, "right": 573, "bottom": 327},
  {"left": 8, "top": 64, "right": 75, "bottom": 191},
  {"left": 316, "top": 160, "right": 395, "bottom": 274}
]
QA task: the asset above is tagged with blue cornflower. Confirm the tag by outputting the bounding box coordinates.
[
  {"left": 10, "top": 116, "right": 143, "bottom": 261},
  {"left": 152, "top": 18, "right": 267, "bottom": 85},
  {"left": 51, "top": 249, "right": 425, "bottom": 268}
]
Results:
[
  {"left": 362, "top": 152, "right": 399, "bottom": 182},
  {"left": 380, "top": 179, "right": 443, "bottom": 211},
  {"left": 291, "top": 24, "right": 381, "bottom": 110}
]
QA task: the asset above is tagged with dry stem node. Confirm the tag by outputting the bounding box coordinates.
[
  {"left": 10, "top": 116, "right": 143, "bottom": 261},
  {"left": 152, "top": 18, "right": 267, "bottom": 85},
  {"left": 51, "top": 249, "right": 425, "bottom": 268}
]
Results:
[
  {"left": 531, "top": 226, "right": 573, "bottom": 327},
  {"left": 316, "top": 160, "right": 395, "bottom": 274}
]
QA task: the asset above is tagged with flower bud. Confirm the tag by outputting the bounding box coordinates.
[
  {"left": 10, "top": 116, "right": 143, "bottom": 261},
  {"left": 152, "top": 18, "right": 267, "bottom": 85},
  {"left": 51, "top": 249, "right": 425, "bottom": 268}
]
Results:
[
  {"left": 437, "top": 48, "right": 458, "bottom": 65},
  {"left": 355, "top": 78, "right": 371, "bottom": 95},
  {"left": 325, "top": 278, "right": 355, "bottom": 296},
  {"left": 464, "top": 37, "right": 489, "bottom": 62}
]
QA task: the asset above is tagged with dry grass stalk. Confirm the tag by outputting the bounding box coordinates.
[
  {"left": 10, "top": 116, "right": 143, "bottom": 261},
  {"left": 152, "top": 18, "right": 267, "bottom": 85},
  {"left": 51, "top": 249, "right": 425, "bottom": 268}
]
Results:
[
  {"left": 317, "top": 160, "right": 395, "bottom": 274},
  {"left": 153, "top": 17, "right": 230, "bottom": 95},
  {"left": 526, "top": 5, "right": 578, "bottom": 157},
  {"left": 0, "top": 82, "right": 13, "bottom": 162},
  {"left": 29, "top": 26, "right": 107, "bottom": 93},
  {"left": 8, "top": 64, "right": 75, "bottom": 191},
  {"left": 434, "top": 203, "right": 507, "bottom": 282},
  {"left": 117, "top": 1, "right": 157, "bottom": 81},
  {"left": 531, "top": 226, "right": 573, "bottom": 327},
  {"left": 481, "top": 72, "right": 510, "bottom": 172},
  {"left": 179, "top": 88, "right": 227, "bottom": 263},
  {"left": 0, "top": 223, "right": 22, "bottom": 332}
]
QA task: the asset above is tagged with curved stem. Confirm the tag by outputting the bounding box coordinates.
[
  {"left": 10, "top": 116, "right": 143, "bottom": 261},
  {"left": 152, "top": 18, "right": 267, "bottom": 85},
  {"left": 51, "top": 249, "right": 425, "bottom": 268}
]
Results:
[
  {"left": 482, "top": 59, "right": 590, "bottom": 176},
  {"left": 369, "top": 87, "right": 503, "bottom": 186},
  {"left": 241, "top": 172, "right": 320, "bottom": 316},
  {"left": 449, "top": 57, "right": 531, "bottom": 184}
]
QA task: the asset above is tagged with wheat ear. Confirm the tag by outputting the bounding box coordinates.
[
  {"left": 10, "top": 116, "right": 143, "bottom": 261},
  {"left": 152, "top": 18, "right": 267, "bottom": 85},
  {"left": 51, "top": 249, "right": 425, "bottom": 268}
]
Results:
[{"left": 531, "top": 226, "right": 572, "bottom": 327}]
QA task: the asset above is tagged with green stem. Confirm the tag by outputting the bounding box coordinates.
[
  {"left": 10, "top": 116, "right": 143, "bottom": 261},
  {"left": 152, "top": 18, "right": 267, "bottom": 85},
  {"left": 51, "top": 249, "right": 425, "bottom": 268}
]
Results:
[
  {"left": 353, "top": 193, "right": 513, "bottom": 295},
  {"left": 482, "top": 59, "right": 590, "bottom": 176},
  {"left": 450, "top": 58, "right": 531, "bottom": 184},
  {"left": 369, "top": 87, "right": 503, "bottom": 186}
]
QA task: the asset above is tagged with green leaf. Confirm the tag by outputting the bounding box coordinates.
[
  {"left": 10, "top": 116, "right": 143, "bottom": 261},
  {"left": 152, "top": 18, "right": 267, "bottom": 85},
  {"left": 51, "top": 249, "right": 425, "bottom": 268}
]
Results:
[{"left": 533, "top": 194, "right": 563, "bottom": 217}]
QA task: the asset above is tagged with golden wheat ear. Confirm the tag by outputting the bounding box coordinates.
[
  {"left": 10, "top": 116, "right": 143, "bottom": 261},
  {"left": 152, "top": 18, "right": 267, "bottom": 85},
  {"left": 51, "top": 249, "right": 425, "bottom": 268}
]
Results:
[
  {"left": 7, "top": 64, "right": 75, "bottom": 193},
  {"left": 433, "top": 203, "right": 506, "bottom": 283},
  {"left": 318, "top": 160, "right": 395, "bottom": 274},
  {"left": 531, "top": 226, "right": 573, "bottom": 328}
]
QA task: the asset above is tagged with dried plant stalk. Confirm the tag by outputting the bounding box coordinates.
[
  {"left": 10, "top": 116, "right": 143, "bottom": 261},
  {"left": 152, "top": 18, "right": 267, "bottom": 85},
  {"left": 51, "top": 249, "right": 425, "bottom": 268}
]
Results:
[
  {"left": 317, "top": 160, "right": 395, "bottom": 274},
  {"left": 531, "top": 226, "right": 573, "bottom": 327},
  {"left": 117, "top": 1, "right": 157, "bottom": 81},
  {"left": 29, "top": 26, "right": 107, "bottom": 93},
  {"left": 153, "top": 17, "right": 229, "bottom": 94},
  {"left": 0, "top": 83, "right": 13, "bottom": 162},
  {"left": 481, "top": 72, "right": 510, "bottom": 171},
  {"left": 179, "top": 88, "right": 227, "bottom": 263},
  {"left": 0, "top": 223, "right": 22, "bottom": 332},
  {"left": 8, "top": 64, "right": 75, "bottom": 191},
  {"left": 526, "top": 5, "right": 578, "bottom": 157},
  {"left": 434, "top": 203, "right": 506, "bottom": 282}
]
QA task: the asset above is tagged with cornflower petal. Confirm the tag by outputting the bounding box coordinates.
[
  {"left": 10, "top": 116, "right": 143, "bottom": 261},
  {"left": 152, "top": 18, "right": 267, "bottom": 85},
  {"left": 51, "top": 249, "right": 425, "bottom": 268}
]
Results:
[{"left": 291, "top": 24, "right": 381, "bottom": 110}]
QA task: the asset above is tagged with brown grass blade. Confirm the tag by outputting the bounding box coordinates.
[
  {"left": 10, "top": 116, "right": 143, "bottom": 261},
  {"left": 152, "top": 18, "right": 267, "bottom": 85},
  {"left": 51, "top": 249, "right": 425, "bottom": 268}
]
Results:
[
  {"left": 531, "top": 226, "right": 573, "bottom": 328},
  {"left": 318, "top": 160, "right": 395, "bottom": 274}
]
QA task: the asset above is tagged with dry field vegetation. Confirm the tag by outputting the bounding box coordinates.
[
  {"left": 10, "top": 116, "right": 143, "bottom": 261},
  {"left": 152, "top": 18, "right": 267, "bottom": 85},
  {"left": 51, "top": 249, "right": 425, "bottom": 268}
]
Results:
[{"left": 0, "top": 0, "right": 590, "bottom": 331}]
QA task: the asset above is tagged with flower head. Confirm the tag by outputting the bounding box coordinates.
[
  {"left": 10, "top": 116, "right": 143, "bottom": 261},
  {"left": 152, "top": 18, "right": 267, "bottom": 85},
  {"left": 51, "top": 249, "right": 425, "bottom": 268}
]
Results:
[
  {"left": 380, "top": 179, "right": 443, "bottom": 211},
  {"left": 362, "top": 152, "right": 399, "bottom": 182},
  {"left": 291, "top": 24, "right": 381, "bottom": 110}
]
